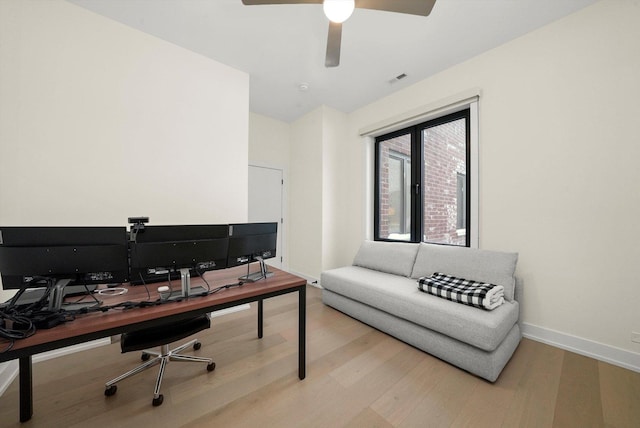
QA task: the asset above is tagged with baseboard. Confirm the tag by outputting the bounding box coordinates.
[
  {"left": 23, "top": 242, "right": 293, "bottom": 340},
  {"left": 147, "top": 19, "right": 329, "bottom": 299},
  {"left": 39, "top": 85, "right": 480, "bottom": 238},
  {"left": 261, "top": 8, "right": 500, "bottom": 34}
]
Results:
[
  {"left": 0, "top": 338, "right": 110, "bottom": 397},
  {"left": 33, "top": 338, "right": 111, "bottom": 364},
  {"left": 211, "top": 303, "right": 250, "bottom": 318},
  {"left": 0, "top": 360, "right": 19, "bottom": 397},
  {"left": 286, "top": 269, "right": 319, "bottom": 287},
  {"left": 522, "top": 322, "right": 640, "bottom": 373}
]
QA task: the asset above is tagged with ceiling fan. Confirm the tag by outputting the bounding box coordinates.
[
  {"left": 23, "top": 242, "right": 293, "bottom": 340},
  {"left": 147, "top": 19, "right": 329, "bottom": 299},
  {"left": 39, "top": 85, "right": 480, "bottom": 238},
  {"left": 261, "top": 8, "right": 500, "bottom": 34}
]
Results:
[{"left": 241, "top": 0, "right": 436, "bottom": 67}]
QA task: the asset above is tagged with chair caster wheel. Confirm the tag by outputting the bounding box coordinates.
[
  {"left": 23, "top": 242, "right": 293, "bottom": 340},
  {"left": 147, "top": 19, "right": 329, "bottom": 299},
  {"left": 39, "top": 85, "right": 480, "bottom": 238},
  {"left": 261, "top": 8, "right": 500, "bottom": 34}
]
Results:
[
  {"left": 105, "top": 385, "right": 117, "bottom": 396},
  {"left": 141, "top": 353, "right": 150, "bottom": 361},
  {"left": 152, "top": 395, "right": 164, "bottom": 406},
  {"left": 193, "top": 342, "right": 202, "bottom": 351},
  {"left": 207, "top": 362, "right": 216, "bottom": 372}
]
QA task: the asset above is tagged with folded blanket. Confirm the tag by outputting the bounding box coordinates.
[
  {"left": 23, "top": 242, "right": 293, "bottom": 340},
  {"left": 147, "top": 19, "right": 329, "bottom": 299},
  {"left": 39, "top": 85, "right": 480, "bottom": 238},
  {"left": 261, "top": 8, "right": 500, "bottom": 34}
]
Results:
[{"left": 417, "top": 272, "right": 505, "bottom": 310}]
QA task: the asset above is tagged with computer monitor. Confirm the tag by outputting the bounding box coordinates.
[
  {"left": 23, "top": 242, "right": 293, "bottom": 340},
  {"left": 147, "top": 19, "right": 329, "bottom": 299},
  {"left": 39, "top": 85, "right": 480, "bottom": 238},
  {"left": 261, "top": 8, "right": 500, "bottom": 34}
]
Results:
[
  {"left": 0, "top": 226, "right": 129, "bottom": 311},
  {"left": 227, "top": 222, "right": 277, "bottom": 282},
  {"left": 128, "top": 224, "right": 229, "bottom": 298}
]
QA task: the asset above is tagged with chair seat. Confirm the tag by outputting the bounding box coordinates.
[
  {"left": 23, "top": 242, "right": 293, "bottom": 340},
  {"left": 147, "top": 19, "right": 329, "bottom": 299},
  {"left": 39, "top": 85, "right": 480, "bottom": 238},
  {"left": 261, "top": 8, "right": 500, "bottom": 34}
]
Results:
[{"left": 121, "top": 314, "right": 211, "bottom": 353}]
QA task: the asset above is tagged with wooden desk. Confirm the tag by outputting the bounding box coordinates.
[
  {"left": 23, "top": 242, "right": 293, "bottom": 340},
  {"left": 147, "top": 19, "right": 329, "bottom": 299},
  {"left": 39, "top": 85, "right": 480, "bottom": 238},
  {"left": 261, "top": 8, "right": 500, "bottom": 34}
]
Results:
[{"left": 0, "top": 266, "right": 307, "bottom": 423}]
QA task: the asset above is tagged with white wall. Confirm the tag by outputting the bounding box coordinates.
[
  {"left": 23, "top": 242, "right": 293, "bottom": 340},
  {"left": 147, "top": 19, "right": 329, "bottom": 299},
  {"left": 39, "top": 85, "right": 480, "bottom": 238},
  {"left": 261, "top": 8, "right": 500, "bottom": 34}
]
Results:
[
  {"left": 249, "top": 108, "right": 350, "bottom": 279},
  {"left": 288, "top": 108, "right": 323, "bottom": 280},
  {"left": 0, "top": 0, "right": 249, "bottom": 230},
  {"left": 340, "top": 0, "right": 640, "bottom": 358},
  {"left": 248, "top": 112, "right": 290, "bottom": 168},
  {"left": 248, "top": 112, "right": 291, "bottom": 267},
  {"left": 321, "top": 106, "right": 350, "bottom": 272}
]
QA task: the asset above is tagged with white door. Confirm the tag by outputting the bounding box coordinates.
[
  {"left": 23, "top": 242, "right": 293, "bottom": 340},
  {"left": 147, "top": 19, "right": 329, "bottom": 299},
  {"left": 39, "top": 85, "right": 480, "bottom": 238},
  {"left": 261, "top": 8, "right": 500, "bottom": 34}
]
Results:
[{"left": 248, "top": 165, "right": 283, "bottom": 269}]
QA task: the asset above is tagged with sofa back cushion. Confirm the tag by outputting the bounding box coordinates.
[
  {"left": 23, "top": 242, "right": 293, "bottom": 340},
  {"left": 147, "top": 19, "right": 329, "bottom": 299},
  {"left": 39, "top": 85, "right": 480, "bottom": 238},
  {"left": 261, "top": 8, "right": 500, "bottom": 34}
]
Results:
[
  {"left": 353, "top": 240, "right": 419, "bottom": 277},
  {"left": 410, "top": 243, "right": 519, "bottom": 301}
]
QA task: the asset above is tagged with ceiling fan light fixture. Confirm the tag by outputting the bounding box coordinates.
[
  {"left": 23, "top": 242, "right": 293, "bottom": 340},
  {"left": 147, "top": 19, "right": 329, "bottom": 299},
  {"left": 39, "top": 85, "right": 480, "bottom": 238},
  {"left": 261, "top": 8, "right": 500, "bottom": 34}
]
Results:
[{"left": 323, "top": 0, "right": 355, "bottom": 23}]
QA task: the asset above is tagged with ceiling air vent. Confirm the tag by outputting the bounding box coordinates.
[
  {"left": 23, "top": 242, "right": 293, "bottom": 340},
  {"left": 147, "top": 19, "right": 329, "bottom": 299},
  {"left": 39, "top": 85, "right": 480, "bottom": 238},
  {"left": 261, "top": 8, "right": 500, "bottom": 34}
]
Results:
[{"left": 389, "top": 73, "right": 408, "bottom": 84}]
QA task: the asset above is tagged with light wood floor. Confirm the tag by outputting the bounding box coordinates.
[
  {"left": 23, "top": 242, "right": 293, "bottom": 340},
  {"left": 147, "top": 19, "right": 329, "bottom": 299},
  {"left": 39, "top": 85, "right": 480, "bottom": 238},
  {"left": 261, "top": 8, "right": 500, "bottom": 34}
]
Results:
[{"left": 1, "top": 285, "right": 638, "bottom": 427}]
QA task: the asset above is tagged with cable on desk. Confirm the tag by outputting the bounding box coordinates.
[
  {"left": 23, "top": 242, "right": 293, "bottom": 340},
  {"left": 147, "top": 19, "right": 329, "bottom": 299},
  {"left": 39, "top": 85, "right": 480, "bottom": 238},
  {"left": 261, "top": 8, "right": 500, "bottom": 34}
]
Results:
[
  {"left": 65, "top": 283, "right": 102, "bottom": 306},
  {"left": 0, "top": 339, "right": 14, "bottom": 353},
  {"left": 5, "top": 277, "right": 55, "bottom": 313},
  {"left": 195, "top": 267, "right": 212, "bottom": 293},
  {"left": 96, "top": 288, "right": 128, "bottom": 296},
  {"left": 0, "top": 308, "right": 36, "bottom": 351},
  {"left": 207, "top": 281, "right": 244, "bottom": 295},
  {"left": 137, "top": 272, "right": 152, "bottom": 301},
  {"left": 0, "top": 277, "right": 247, "bottom": 351}
]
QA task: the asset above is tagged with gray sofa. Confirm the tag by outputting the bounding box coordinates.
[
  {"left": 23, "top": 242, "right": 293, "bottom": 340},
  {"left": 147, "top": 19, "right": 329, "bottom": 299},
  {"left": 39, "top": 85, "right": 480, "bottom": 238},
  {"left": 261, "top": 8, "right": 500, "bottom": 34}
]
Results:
[{"left": 320, "top": 240, "right": 521, "bottom": 382}]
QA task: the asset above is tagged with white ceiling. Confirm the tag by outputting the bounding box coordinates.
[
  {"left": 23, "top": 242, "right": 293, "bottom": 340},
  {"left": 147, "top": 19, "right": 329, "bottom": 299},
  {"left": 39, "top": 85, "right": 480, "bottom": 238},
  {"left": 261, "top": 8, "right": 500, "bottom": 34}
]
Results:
[{"left": 69, "top": 0, "right": 598, "bottom": 123}]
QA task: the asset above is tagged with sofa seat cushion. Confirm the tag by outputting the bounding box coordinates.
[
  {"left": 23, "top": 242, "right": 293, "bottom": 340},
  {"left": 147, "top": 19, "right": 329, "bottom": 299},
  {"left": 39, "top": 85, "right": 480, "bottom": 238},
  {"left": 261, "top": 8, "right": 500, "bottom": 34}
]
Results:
[{"left": 321, "top": 266, "right": 519, "bottom": 352}]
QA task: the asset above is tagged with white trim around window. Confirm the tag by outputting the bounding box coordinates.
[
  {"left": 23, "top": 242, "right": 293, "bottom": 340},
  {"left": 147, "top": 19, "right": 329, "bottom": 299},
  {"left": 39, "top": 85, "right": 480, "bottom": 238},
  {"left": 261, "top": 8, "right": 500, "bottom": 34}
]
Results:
[{"left": 361, "top": 89, "right": 480, "bottom": 248}]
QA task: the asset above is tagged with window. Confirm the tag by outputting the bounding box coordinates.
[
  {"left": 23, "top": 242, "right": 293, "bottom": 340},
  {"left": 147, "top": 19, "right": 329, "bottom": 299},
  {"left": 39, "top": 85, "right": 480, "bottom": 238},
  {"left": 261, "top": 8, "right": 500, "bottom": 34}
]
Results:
[
  {"left": 375, "top": 109, "right": 471, "bottom": 246},
  {"left": 375, "top": 133, "right": 413, "bottom": 241}
]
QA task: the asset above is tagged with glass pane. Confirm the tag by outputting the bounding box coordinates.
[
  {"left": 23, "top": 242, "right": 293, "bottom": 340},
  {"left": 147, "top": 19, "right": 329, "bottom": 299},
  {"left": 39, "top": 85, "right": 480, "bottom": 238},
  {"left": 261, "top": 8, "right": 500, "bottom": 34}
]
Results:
[
  {"left": 377, "top": 134, "right": 411, "bottom": 241},
  {"left": 422, "top": 118, "right": 467, "bottom": 246}
]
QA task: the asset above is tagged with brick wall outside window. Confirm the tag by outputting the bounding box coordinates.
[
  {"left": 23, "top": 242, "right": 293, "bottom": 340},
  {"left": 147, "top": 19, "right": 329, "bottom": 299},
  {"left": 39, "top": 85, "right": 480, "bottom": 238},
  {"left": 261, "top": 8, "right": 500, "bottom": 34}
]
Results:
[
  {"left": 423, "top": 119, "right": 466, "bottom": 245},
  {"left": 378, "top": 134, "right": 411, "bottom": 239},
  {"left": 376, "top": 110, "right": 469, "bottom": 245}
]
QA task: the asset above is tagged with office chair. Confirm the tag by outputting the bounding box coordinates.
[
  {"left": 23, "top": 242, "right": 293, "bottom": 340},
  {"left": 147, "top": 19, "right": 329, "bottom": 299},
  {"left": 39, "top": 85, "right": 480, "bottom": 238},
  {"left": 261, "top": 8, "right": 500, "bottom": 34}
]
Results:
[{"left": 104, "top": 314, "right": 215, "bottom": 406}]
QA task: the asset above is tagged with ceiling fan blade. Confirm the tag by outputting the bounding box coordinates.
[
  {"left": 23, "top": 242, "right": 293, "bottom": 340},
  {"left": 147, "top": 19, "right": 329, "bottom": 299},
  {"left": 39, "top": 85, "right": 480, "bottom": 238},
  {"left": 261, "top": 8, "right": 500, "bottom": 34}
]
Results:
[
  {"left": 354, "top": 0, "right": 436, "bottom": 16},
  {"left": 325, "top": 22, "right": 342, "bottom": 67},
  {"left": 241, "top": 1, "right": 321, "bottom": 5}
]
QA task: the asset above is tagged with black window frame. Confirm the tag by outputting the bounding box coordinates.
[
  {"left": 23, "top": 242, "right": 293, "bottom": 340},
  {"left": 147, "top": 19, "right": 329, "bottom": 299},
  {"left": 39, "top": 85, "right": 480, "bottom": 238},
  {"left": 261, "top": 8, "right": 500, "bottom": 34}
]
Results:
[
  {"left": 456, "top": 172, "right": 467, "bottom": 231},
  {"left": 374, "top": 109, "right": 471, "bottom": 247},
  {"left": 386, "top": 150, "right": 411, "bottom": 236}
]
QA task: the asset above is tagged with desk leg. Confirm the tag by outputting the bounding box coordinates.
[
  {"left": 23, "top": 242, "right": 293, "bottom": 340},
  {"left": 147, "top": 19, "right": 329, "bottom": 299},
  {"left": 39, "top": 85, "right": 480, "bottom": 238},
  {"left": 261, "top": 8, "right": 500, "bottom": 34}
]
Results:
[
  {"left": 257, "top": 299, "right": 263, "bottom": 339},
  {"left": 19, "top": 356, "right": 33, "bottom": 422},
  {"left": 299, "top": 285, "right": 306, "bottom": 380}
]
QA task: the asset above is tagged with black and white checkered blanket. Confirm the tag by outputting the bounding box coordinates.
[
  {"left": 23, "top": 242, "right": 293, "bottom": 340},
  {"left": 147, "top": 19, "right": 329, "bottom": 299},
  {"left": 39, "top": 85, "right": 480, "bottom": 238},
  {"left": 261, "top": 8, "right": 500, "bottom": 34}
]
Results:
[{"left": 417, "top": 272, "right": 505, "bottom": 310}]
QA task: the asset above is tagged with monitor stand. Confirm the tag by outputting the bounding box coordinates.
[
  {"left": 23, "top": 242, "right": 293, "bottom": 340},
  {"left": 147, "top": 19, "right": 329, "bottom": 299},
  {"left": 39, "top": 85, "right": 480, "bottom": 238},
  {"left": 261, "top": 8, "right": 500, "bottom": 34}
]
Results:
[
  {"left": 238, "top": 257, "right": 273, "bottom": 283},
  {"left": 50, "top": 279, "right": 101, "bottom": 311},
  {"left": 165, "top": 268, "right": 207, "bottom": 300}
]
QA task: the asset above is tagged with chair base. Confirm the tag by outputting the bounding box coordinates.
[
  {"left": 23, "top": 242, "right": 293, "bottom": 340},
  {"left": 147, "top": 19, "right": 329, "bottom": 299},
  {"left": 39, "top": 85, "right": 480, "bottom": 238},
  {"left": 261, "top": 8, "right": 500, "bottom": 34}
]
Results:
[{"left": 105, "top": 339, "right": 215, "bottom": 406}]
